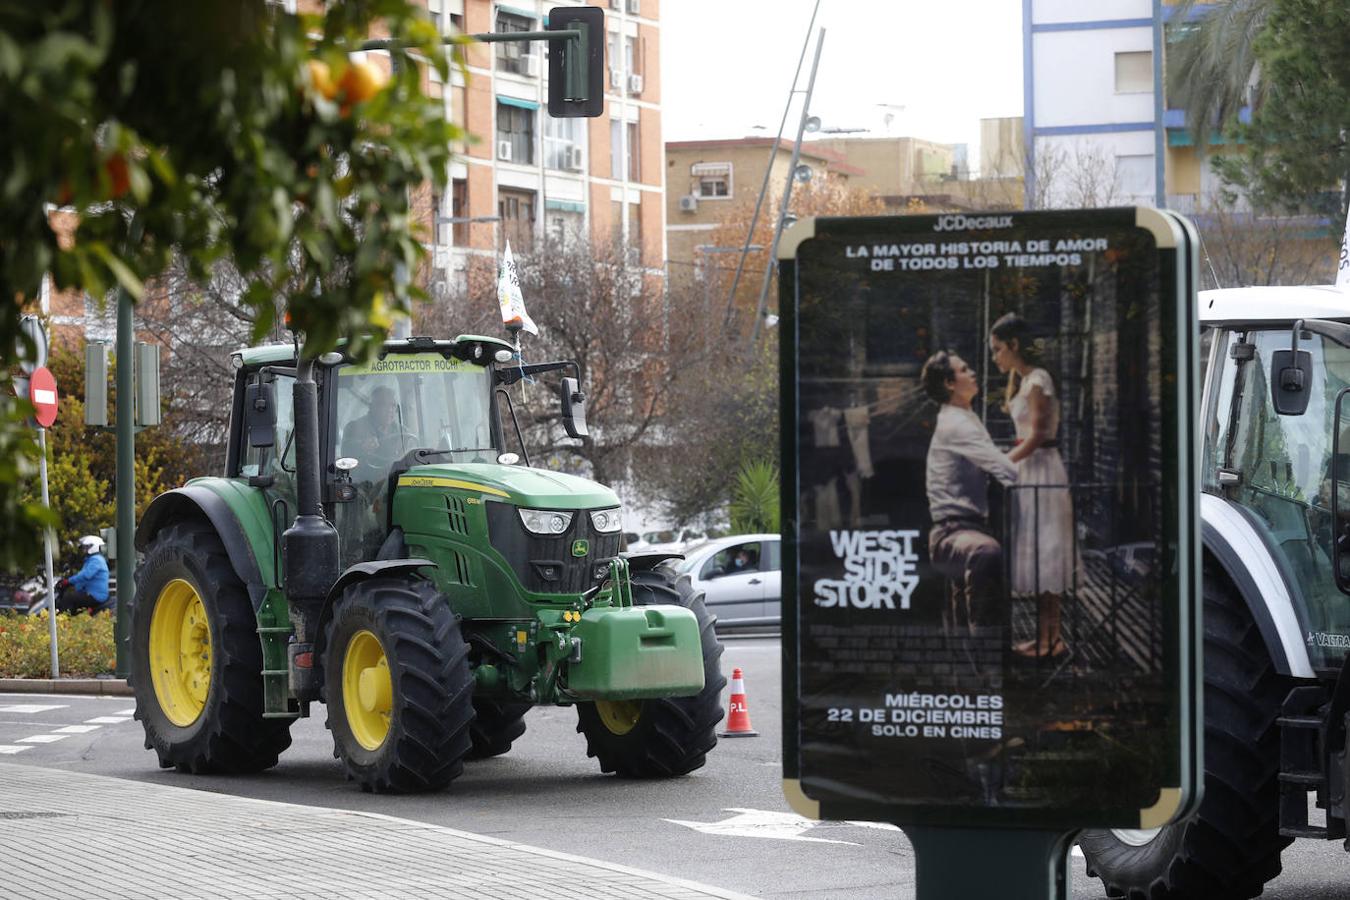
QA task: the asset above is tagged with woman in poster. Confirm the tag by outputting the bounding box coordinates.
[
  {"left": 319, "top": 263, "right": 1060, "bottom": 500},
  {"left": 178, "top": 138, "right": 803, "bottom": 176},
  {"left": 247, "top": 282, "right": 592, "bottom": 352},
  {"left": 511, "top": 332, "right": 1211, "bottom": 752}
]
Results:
[{"left": 989, "top": 313, "right": 1077, "bottom": 658}]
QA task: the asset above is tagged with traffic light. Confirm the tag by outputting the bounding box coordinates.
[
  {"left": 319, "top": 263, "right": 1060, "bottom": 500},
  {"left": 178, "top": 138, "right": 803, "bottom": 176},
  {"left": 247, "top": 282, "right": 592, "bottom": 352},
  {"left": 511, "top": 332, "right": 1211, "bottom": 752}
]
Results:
[{"left": 547, "top": 6, "right": 604, "bottom": 118}]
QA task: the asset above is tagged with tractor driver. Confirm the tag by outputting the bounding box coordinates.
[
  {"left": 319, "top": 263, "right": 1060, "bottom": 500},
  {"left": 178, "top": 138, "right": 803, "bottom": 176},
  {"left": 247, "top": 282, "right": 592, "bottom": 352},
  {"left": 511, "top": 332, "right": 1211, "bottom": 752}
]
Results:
[{"left": 342, "top": 385, "right": 407, "bottom": 469}]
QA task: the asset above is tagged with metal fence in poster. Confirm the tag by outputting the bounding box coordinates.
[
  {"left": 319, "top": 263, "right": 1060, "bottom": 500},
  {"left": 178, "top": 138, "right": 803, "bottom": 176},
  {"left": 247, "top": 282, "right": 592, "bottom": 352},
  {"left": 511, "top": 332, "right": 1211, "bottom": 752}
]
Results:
[{"left": 780, "top": 208, "right": 1199, "bottom": 829}]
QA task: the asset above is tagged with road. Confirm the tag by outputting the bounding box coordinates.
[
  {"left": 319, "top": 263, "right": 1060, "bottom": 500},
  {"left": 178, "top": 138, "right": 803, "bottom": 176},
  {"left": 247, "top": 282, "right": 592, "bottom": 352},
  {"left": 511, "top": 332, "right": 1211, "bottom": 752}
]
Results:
[{"left": 2, "top": 636, "right": 1348, "bottom": 898}]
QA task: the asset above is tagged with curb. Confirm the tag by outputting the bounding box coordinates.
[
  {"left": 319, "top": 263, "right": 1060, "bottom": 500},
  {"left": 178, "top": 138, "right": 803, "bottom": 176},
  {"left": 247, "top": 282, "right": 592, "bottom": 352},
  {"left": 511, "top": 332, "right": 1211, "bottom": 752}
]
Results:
[{"left": 0, "top": 677, "right": 131, "bottom": 696}]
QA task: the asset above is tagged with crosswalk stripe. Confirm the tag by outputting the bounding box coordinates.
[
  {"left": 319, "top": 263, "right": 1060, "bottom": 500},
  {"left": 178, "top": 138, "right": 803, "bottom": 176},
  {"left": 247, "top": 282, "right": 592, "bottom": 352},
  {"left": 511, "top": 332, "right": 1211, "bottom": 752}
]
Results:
[
  {"left": 18, "top": 734, "right": 68, "bottom": 744},
  {"left": 114, "top": 708, "right": 135, "bottom": 716},
  {"left": 54, "top": 725, "right": 100, "bottom": 734},
  {"left": 0, "top": 745, "right": 32, "bottom": 754},
  {"left": 85, "top": 716, "right": 131, "bottom": 725},
  {"left": 0, "top": 704, "right": 69, "bottom": 714}
]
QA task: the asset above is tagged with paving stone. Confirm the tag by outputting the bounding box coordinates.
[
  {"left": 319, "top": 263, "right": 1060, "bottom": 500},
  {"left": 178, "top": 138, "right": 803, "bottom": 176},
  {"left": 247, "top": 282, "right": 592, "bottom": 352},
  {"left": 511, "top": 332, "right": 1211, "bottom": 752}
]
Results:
[{"left": 0, "top": 763, "right": 753, "bottom": 900}]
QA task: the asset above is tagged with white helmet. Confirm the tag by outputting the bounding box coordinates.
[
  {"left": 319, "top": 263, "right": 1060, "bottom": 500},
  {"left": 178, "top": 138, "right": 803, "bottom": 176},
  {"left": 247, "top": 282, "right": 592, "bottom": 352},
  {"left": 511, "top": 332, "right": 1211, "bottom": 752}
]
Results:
[{"left": 78, "top": 535, "right": 105, "bottom": 554}]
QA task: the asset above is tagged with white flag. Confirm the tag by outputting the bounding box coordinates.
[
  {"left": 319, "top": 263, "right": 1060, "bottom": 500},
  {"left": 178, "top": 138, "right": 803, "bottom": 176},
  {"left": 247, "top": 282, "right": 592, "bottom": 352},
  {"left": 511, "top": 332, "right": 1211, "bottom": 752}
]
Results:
[
  {"left": 1338, "top": 204, "right": 1350, "bottom": 292},
  {"left": 496, "top": 241, "right": 537, "bottom": 335}
]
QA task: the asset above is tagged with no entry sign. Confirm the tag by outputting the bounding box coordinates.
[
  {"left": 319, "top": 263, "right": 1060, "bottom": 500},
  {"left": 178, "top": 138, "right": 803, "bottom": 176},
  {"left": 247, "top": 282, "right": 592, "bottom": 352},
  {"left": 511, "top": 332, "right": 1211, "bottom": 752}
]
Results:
[{"left": 30, "top": 366, "right": 58, "bottom": 428}]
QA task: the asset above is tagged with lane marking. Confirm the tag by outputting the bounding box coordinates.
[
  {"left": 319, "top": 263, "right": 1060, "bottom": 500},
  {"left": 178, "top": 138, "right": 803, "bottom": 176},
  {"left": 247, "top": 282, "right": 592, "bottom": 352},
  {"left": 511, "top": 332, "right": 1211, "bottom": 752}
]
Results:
[
  {"left": 0, "top": 745, "right": 32, "bottom": 754},
  {"left": 18, "top": 734, "right": 68, "bottom": 744},
  {"left": 0, "top": 704, "right": 68, "bottom": 714},
  {"left": 54, "top": 725, "right": 100, "bottom": 734},
  {"left": 664, "top": 808, "right": 859, "bottom": 845},
  {"left": 85, "top": 716, "right": 131, "bottom": 725}
]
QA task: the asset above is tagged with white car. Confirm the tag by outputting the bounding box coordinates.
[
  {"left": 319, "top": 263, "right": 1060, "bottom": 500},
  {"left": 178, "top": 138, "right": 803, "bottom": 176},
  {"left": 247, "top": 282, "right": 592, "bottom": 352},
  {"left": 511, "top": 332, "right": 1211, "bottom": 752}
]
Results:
[{"left": 675, "top": 534, "right": 781, "bottom": 629}]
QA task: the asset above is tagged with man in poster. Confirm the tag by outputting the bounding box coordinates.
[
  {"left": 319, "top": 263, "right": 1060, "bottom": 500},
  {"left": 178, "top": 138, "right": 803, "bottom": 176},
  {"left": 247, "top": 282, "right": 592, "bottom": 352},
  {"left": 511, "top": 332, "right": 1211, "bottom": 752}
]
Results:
[{"left": 920, "top": 351, "right": 1017, "bottom": 635}]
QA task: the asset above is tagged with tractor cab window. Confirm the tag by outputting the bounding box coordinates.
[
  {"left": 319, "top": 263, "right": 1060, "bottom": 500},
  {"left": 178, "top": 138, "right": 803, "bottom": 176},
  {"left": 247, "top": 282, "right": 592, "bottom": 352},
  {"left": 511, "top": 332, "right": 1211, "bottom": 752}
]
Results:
[
  {"left": 332, "top": 353, "right": 495, "bottom": 567},
  {"left": 240, "top": 372, "right": 296, "bottom": 479},
  {"left": 1206, "top": 327, "right": 1350, "bottom": 667}
]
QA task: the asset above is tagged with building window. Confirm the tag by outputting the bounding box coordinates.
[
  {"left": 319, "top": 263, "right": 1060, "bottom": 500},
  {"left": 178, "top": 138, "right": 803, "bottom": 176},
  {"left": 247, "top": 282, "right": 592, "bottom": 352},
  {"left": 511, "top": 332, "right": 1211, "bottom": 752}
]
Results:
[
  {"left": 499, "top": 188, "right": 536, "bottom": 252},
  {"left": 496, "top": 102, "right": 536, "bottom": 164},
  {"left": 625, "top": 35, "right": 638, "bottom": 87},
  {"left": 547, "top": 206, "right": 585, "bottom": 245},
  {"left": 627, "top": 122, "right": 640, "bottom": 181},
  {"left": 1115, "top": 154, "right": 1154, "bottom": 197},
  {"left": 544, "top": 115, "right": 584, "bottom": 171},
  {"left": 495, "top": 11, "right": 535, "bottom": 75},
  {"left": 607, "top": 31, "right": 620, "bottom": 86},
  {"left": 692, "top": 162, "right": 732, "bottom": 198},
  {"left": 449, "top": 179, "right": 468, "bottom": 245},
  {"left": 1114, "top": 51, "right": 1152, "bottom": 94}
]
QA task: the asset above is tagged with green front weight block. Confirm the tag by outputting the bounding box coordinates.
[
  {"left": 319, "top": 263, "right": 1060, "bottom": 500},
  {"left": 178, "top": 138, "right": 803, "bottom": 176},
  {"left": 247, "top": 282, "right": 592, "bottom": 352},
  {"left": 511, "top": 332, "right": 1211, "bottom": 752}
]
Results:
[{"left": 567, "top": 605, "right": 705, "bottom": 700}]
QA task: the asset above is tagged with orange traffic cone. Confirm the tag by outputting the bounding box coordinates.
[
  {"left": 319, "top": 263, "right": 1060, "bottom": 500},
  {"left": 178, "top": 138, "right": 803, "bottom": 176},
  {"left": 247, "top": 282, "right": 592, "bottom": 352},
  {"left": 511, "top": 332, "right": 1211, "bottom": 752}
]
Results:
[{"left": 719, "top": 667, "right": 759, "bottom": 737}]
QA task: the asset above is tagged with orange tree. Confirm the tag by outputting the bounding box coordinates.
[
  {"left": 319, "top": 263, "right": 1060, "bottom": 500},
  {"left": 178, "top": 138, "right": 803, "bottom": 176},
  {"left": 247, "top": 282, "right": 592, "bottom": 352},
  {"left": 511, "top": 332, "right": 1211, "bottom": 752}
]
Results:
[{"left": 0, "top": 0, "right": 462, "bottom": 569}]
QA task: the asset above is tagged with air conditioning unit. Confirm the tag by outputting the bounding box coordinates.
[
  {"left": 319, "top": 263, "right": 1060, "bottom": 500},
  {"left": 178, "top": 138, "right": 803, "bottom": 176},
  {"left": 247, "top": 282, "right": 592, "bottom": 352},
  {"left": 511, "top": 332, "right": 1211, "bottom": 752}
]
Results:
[
  {"left": 679, "top": 194, "right": 698, "bottom": 213},
  {"left": 626, "top": 0, "right": 640, "bottom": 13},
  {"left": 608, "top": 69, "right": 623, "bottom": 90},
  {"left": 497, "top": 140, "right": 513, "bottom": 161},
  {"left": 565, "top": 146, "right": 585, "bottom": 171},
  {"left": 523, "top": 54, "right": 540, "bottom": 77},
  {"left": 627, "top": 74, "right": 643, "bottom": 94}
]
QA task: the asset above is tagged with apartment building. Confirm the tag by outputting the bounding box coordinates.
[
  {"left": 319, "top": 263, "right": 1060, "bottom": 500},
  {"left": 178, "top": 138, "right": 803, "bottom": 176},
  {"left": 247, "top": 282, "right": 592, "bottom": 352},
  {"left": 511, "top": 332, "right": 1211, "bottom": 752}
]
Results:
[
  {"left": 428, "top": 0, "right": 665, "bottom": 300},
  {"left": 1023, "top": 0, "right": 1225, "bottom": 211},
  {"left": 664, "top": 137, "right": 859, "bottom": 275}
]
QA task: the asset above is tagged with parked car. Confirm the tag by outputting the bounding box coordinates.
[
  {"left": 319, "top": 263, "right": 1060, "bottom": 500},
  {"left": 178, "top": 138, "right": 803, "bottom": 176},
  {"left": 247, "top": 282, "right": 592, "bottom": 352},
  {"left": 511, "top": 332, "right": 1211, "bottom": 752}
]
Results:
[
  {"left": 630, "top": 527, "right": 709, "bottom": 555},
  {"left": 675, "top": 534, "right": 781, "bottom": 630}
]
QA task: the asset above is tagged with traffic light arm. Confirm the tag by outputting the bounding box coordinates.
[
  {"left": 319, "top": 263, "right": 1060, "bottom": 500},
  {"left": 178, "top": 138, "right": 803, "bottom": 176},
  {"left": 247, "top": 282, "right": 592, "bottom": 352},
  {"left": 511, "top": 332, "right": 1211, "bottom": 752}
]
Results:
[{"left": 354, "top": 5, "right": 604, "bottom": 118}]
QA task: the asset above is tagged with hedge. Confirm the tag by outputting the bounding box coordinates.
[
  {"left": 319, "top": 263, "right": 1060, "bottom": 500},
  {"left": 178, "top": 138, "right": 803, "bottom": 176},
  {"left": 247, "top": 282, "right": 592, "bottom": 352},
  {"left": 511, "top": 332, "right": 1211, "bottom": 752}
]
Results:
[{"left": 0, "top": 610, "right": 116, "bottom": 678}]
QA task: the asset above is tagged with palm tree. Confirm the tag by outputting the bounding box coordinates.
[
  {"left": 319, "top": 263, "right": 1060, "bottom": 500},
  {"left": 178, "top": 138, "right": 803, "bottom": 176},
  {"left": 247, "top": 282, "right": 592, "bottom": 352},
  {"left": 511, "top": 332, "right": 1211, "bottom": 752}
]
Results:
[{"left": 1166, "top": 0, "right": 1272, "bottom": 150}]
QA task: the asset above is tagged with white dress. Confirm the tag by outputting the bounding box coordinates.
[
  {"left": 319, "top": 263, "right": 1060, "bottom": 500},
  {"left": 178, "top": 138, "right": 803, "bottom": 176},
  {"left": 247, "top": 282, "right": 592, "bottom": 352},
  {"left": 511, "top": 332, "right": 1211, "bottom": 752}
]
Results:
[{"left": 1009, "top": 368, "right": 1078, "bottom": 595}]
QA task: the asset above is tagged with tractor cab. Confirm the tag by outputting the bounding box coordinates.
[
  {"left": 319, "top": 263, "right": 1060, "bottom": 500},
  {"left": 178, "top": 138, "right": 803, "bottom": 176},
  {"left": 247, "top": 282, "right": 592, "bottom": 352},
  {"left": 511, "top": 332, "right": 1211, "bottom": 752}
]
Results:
[{"left": 1199, "top": 286, "right": 1350, "bottom": 675}]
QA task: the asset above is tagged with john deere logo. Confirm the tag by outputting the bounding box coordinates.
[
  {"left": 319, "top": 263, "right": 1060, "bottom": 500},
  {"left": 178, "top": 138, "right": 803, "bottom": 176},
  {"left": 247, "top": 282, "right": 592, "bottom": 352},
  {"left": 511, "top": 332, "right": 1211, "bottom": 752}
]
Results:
[{"left": 572, "top": 539, "right": 589, "bottom": 557}]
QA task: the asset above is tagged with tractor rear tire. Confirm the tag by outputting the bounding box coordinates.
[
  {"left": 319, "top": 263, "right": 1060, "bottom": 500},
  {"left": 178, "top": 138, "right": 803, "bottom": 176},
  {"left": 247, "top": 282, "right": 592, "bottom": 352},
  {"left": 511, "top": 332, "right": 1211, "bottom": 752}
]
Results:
[
  {"left": 323, "top": 576, "right": 474, "bottom": 793},
  {"left": 131, "top": 521, "right": 292, "bottom": 774},
  {"left": 467, "top": 700, "right": 531, "bottom": 760},
  {"left": 1079, "top": 566, "right": 1292, "bottom": 899},
  {"left": 576, "top": 562, "right": 727, "bottom": 777}
]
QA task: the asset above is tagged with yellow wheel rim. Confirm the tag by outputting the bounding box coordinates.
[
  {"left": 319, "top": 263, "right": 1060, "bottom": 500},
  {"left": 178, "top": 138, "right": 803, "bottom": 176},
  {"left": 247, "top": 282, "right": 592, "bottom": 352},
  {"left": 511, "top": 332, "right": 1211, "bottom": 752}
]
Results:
[
  {"left": 596, "top": 700, "right": 642, "bottom": 736},
  {"left": 148, "top": 578, "right": 212, "bottom": 728},
  {"left": 343, "top": 630, "right": 393, "bottom": 751}
]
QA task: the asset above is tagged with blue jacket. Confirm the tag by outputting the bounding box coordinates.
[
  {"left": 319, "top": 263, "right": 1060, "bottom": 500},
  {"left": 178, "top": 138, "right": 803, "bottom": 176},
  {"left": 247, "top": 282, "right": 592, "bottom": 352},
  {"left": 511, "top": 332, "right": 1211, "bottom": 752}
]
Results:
[{"left": 69, "top": 553, "right": 110, "bottom": 604}]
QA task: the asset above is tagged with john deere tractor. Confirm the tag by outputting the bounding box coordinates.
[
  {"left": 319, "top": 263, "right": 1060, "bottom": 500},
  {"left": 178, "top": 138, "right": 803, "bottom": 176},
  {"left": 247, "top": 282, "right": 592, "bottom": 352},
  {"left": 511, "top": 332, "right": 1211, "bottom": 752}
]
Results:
[{"left": 130, "top": 335, "right": 724, "bottom": 792}]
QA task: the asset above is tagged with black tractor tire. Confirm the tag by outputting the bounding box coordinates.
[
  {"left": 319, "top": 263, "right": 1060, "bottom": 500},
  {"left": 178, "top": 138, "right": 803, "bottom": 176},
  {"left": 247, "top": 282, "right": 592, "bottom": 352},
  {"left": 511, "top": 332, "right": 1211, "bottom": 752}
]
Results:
[
  {"left": 1079, "top": 566, "right": 1292, "bottom": 899},
  {"left": 323, "top": 576, "right": 475, "bottom": 793},
  {"left": 131, "top": 521, "right": 292, "bottom": 774},
  {"left": 467, "top": 699, "right": 532, "bottom": 760},
  {"left": 576, "top": 562, "right": 727, "bottom": 777}
]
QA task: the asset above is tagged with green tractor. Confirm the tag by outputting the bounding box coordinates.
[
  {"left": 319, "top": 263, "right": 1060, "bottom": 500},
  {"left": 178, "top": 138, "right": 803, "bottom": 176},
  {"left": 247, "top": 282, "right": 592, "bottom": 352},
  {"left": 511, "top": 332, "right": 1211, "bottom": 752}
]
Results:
[{"left": 130, "top": 335, "right": 725, "bottom": 792}]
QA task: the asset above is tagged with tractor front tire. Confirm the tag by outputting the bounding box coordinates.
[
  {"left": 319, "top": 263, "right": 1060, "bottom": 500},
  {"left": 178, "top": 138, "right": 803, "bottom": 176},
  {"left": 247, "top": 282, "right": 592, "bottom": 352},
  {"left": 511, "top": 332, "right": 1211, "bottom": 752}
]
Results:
[
  {"left": 131, "top": 521, "right": 292, "bottom": 773},
  {"left": 1079, "top": 567, "right": 1292, "bottom": 899},
  {"left": 323, "top": 577, "right": 475, "bottom": 793},
  {"left": 576, "top": 563, "right": 727, "bottom": 777},
  {"left": 467, "top": 700, "right": 531, "bottom": 760}
]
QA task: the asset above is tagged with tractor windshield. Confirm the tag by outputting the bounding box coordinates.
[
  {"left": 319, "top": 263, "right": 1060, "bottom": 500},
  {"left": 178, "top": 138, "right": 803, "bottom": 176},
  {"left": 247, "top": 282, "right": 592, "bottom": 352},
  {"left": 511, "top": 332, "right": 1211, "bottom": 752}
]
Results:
[{"left": 335, "top": 352, "right": 495, "bottom": 472}]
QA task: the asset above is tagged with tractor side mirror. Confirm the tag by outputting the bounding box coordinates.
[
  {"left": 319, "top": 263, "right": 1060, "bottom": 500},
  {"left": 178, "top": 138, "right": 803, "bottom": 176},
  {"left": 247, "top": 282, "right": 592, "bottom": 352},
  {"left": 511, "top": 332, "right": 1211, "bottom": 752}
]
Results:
[
  {"left": 561, "top": 376, "right": 588, "bottom": 438},
  {"left": 245, "top": 381, "right": 277, "bottom": 448},
  {"left": 1273, "top": 324, "right": 1313, "bottom": 416}
]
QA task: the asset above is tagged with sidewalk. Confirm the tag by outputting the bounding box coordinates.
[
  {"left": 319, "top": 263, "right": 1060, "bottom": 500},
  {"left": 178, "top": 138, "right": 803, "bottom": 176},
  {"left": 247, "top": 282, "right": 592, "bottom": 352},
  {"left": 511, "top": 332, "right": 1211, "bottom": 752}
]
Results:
[{"left": 0, "top": 762, "right": 755, "bottom": 900}]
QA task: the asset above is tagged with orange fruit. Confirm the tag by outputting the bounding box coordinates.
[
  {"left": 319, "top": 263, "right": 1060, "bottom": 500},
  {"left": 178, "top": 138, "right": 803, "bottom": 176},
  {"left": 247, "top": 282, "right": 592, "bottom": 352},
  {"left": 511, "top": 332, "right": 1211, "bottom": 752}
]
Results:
[
  {"left": 105, "top": 154, "right": 130, "bottom": 198},
  {"left": 307, "top": 59, "right": 338, "bottom": 100},
  {"left": 338, "top": 60, "right": 387, "bottom": 105}
]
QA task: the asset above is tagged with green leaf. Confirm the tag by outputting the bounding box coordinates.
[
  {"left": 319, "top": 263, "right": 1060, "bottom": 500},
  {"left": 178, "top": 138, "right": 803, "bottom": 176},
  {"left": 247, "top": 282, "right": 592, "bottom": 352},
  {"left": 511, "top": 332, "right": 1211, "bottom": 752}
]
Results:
[{"left": 88, "top": 243, "right": 145, "bottom": 300}]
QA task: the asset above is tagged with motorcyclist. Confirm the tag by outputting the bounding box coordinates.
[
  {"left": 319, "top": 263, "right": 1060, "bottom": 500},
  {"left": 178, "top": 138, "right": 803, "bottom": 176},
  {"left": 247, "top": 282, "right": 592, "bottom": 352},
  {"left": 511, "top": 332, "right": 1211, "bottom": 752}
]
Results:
[{"left": 56, "top": 535, "right": 112, "bottom": 615}]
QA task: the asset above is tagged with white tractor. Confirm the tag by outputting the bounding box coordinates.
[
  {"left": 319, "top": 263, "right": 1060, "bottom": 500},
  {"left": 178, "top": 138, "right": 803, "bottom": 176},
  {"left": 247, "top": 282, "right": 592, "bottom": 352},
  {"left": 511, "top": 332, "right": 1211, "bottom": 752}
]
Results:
[{"left": 1081, "top": 285, "right": 1350, "bottom": 897}]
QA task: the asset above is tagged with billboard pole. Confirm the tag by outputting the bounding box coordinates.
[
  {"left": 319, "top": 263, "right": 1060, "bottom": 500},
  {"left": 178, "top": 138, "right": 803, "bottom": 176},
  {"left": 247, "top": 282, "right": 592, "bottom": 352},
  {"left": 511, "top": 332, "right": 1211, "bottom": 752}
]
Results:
[{"left": 908, "top": 827, "right": 1072, "bottom": 900}]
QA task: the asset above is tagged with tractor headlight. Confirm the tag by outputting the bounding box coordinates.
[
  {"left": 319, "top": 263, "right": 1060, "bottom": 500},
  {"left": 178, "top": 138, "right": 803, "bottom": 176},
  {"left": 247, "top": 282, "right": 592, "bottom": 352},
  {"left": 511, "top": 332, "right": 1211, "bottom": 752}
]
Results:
[
  {"left": 519, "top": 508, "right": 573, "bottom": 535},
  {"left": 589, "top": 508, "right": 623, "bottom": 533}
]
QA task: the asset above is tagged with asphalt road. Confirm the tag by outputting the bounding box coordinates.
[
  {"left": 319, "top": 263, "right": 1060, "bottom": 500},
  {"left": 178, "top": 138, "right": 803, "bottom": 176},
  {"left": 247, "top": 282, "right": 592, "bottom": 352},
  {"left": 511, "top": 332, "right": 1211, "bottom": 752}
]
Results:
[{"left": 2, "top": 637, "right": 1349, "bottom": 898}]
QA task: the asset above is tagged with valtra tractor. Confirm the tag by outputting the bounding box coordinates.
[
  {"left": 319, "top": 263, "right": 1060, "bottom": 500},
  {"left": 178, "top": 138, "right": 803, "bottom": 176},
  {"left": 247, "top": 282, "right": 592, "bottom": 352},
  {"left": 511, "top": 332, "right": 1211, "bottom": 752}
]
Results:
[{"left": 130, "top": 335, "right": 725, "bottom": 792}]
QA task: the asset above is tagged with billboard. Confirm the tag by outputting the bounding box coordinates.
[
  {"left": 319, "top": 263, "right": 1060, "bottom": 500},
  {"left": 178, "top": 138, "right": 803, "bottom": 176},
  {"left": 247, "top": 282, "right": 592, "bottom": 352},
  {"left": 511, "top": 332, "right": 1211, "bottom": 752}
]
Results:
[{"left": 780, "top": 209, "right": 1199, "bottom": 829}]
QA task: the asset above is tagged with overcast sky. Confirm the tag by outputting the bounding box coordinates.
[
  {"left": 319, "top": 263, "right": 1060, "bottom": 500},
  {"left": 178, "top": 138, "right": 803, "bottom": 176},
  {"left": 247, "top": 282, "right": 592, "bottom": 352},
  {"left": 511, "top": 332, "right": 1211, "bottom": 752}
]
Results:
[{"left": 660, "top": 0, "right": 1024, "bottom": 165}]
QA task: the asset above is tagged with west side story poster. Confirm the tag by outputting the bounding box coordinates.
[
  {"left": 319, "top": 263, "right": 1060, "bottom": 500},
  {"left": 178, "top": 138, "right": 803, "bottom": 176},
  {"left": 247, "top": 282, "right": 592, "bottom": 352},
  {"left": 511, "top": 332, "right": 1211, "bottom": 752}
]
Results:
[{"left": 787, "top": 209, "right": 1191, "bottom": 821}]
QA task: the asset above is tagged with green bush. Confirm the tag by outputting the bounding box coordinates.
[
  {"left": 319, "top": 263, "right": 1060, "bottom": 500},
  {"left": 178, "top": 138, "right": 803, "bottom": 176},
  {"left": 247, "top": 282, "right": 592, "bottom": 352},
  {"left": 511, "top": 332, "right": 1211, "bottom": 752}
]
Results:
[
  {"left": 0, "top": 611, "right": 116, "bottom": 678},
  {"left": 730, "top": 459, "right": 780, "bottom": 535}
]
